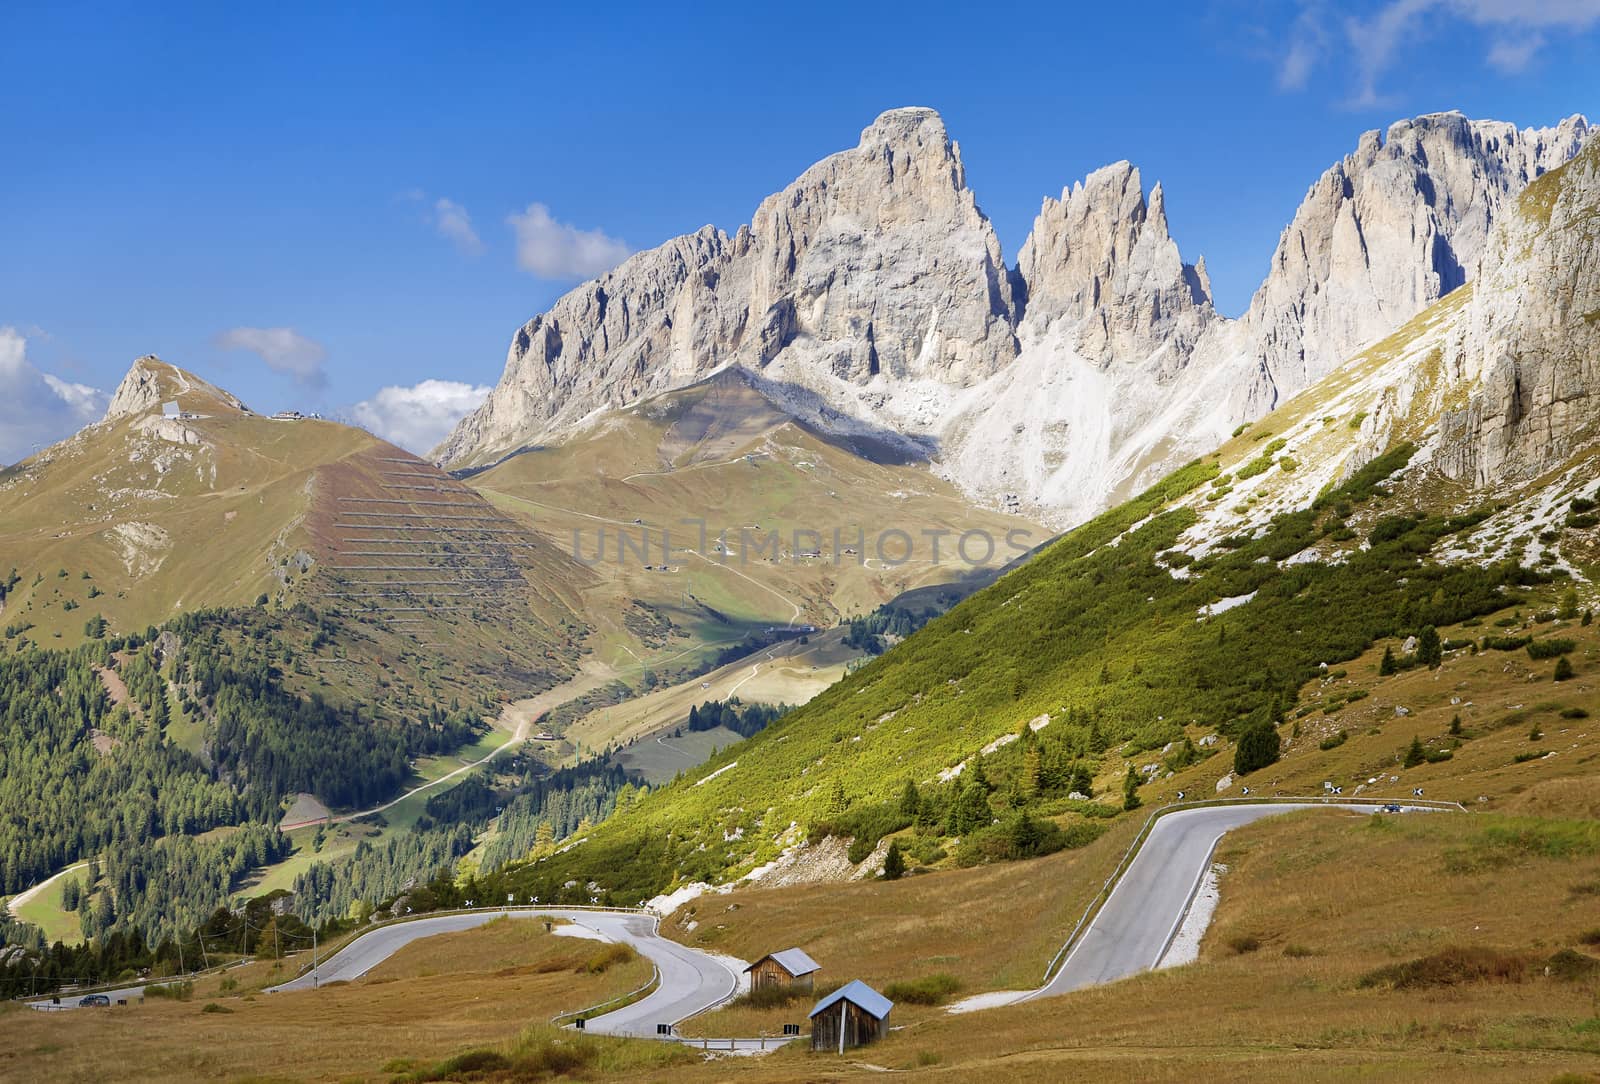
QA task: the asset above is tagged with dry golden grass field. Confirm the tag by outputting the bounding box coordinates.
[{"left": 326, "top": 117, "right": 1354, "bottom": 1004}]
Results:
[
  {"left": 0, "top": 918, "right": 656, "bottom": 1083},
  {"left": 8, "top": 794, "right": 1598, "bottom": 1082}
]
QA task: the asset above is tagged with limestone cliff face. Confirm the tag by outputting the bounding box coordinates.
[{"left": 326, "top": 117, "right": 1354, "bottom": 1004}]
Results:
[
  {"left": 1433, "top": 135, "right": 1600, "bottom": 485},
  {"left": 435, "top": 227, "right": 743, "bottom": 464},
  {"left": 745, "top": 107, "right": 1018, "bottom": 386},
  {"left": 434, "top": 108, "right": 1017, "bottom": 467},
  {"left": 1240, "top": 111, "right": 1590, "bottom": 411},
  {"left": 1016, "top": 162, "right": 1214, "bottom": 379},
  {"left": 437, "top": 107, "right": 1589, "bottom": 524},
  {"left": 103, "top": 356, "right": 249, "bottom": 421}
]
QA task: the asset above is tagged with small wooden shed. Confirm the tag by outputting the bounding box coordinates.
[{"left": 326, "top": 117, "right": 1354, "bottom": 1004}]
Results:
[
  {"left": 809, "top": 979, "right": 893, "bottom": 1053},
  {"left": 745, "top": 947, "right": 821, "bottom": 991}
]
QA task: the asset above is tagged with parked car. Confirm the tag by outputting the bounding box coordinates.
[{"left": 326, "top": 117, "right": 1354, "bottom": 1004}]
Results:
[{"left": 78, "top": 994, "right": 111, "bottom": 1006}]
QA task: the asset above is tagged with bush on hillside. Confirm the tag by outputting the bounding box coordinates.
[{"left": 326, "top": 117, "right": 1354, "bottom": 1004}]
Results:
[
  {"left": 884, "top": 973, "right": 961, "bottom": 1005},
  {"left": 1527, "top": 638, "right": 1576, "bottom": 659},
  {"left": 578, "top": 943, "right": 636, "bottom": 974},
  {"left": 1403, "top": 737, "right": 1426, "bottom": 768},
  {"left": 1234, "top": 721, "right": 1281, "bottom": 775},
  {"left": 952, "top": 812, "right": 1091, "bottom": 868},
  {"left": 1358, "top": 946, "right": 1532, "bottom": 990}
]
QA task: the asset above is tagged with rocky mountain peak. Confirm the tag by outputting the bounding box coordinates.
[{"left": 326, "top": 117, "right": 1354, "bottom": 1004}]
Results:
[
  {"left": 103, "top": 356, "right": 249, "bottom": 423},
  {"left": 436, "top": 106, "right": 1590, "bottom": 526},
  {"left": 437, "top": 105, "right": 1019, "bottom": 467},
  {"left": 744, "top": 104, "right": 1016, "bottom": 392},
  {"left": 1240, "top": 110, "right": 1592, "bottom": 410},
  {"left": 104, "top": 356, "right": 183, "bottom": 421},
  {"left": 1017, "top": 160, "right": 1213, "bottom": 374}
]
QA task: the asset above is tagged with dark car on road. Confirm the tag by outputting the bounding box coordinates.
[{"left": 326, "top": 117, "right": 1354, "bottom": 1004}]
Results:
[{"left": 78, "top": 994, "right": 111, "bottom": 1006}]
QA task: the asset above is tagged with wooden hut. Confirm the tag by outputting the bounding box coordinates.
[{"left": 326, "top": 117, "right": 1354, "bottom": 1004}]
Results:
[
  {"left": 809, "top": 980, "right": 892, "bottom": 1053},
  {"left": 745, "top": 948, "right": 821, "bottom": 992}
]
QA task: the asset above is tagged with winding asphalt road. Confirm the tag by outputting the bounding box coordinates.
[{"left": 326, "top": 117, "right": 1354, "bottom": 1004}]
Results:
[
  {"left": 1032, "top": 802, "right": 1405, "bottom": 997},
  {"left": 32, "top": 802, "right": 1437, "bottom": 1025},
  {"left": 263, "top": 908, "right": 743, "bottom": 1037}
]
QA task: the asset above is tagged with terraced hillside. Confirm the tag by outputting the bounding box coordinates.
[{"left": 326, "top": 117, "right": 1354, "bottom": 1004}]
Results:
[{"left": 0, "top": 357, "right": 588, "bottom": 696}]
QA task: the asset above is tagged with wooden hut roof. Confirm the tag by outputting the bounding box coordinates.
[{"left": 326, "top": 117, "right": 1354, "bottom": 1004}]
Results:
[
  {"left": 746, "top": 948, "right": 821, "bottom": 977},
  {"left": 809, "top": 979, "right": 893, "bottom": 1021}
]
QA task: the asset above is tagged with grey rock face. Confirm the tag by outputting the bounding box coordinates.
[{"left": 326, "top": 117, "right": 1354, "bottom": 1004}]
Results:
[
  {"left": 746, "top": 107, "right": 1018, "bottom": 387},
  {"left": 435, "top": 227, "right": 743, "bottom": 465},
  {"left": 104, "top": 356, "right": 176, "bottom": 420},
  {"left": 1017, "top": 162, "right": 1214, "bottom": 379},
  {"left": 435, "top": 108, "right": 1017, "bottom": 467},
  {"left": 436, "top": 107, "right": 1590, "bottom": 525},
  {"left": 103, "top": 356, "right": 247, "bottom": 422},
  {"left": 1240, "top": 111, "right": 1590, "bottom": 411},
  {"left": 1434, "top": 135, "right": 1600, "bottom": 485}
]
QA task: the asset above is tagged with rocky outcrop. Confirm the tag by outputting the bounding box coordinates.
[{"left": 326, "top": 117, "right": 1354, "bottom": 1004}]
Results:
[
  {"left": 1017, "top": 162, "right": 1214, "bottom": 379},
  {"left": 748, "top": 107, "right": 1018, "bottom": 386},
  {"left": 437, "top": 107, "right": 1590, "bottom": 524},
  {"left": 103, "top": 356, "right": 174, "bottom": 420},
  {"left": 103, "top": 356, "right": 249, "bottom": 421},
  {"left": 435, "top": 108, "right": 1017, "bottom": 467},
  {"left": 1434, "top": 134, "right": 1600, "bottom": 484},
  {"left": 1239, "top": 111, "right": 1590, "bottom": 411},
  {"left": 436, "top": 227, "right": 742, "bottom": 463}
]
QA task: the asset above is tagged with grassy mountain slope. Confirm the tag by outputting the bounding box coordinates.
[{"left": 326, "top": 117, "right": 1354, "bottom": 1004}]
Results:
[
  {"left": 496, "top": 143, "right": 1600, "bottom": 904},
  {"left": 0, "top": 358, "right": 367, "bottom": 638},
  {"left": 0, "top": 359, "right": 601, "bottom": 943},
  {"left": 0, "top": 357, "right": 588, "bottom": 701},
  {"left": 465, "top": 368, "right": 1040, "bottom": 692}
]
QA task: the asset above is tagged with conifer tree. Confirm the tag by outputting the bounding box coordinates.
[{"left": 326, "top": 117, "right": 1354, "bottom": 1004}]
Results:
[
  {"left": 898, "top": 779, "right": 921, "bottom": 820},
  {"left": 1022, "top": 745, "right": 1042, "bottom": 798},
  {"left": 881, "top": 840, "right": 905, "bottom": 881},
  {"left": 1122, "top": 765, "right": 1142, "bottom": 811},
  {"left": 1417, "top": 626, "right": 1442, "bottom": 669}
]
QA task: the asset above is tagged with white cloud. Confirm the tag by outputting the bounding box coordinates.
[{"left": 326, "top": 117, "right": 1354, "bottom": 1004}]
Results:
[
  {"left": 1278, "top": 6, "right": 1330, "bottom": 90},
  {"left": 433, "top": 197, "right": 483, "bottom": 255},
  {"left": 347, "top": 379, "right": 491, "bottom": 454},
  {"left": 1485, "top": 32, "right": 1545, "bottom": 71},
  {"left": 0, "top": 326, "right": 108, "bottom": 465},
  {"left": 507, "top": 203, "right": 631, "bottom": 280},
  {"left": 1342, "top": 0, "right": 1600, "bottom": 105},
  {"left": 1344, "top": 0, "right": 1433, "bottom": 108},
  {"left": 215, "top": 326, "right": 327, "bottom": 386}
]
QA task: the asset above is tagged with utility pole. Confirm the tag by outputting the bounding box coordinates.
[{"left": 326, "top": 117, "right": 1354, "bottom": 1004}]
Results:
[{"left": 313, "top": 926, "right": 319, "bottom": 989}]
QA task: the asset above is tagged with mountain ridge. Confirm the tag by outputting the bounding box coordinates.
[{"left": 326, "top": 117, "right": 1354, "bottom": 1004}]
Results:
[
  {"left": 435, "top": 107, "right": 1590, "bottom": 530},
  {"left": 488, "top": 129, "right": 1600, "bottom": 905}
]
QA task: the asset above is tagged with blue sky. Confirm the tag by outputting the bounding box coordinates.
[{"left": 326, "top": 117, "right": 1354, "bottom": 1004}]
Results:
[{"left": 3, "top": 1, "right": 1597, "bottom": 461}]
